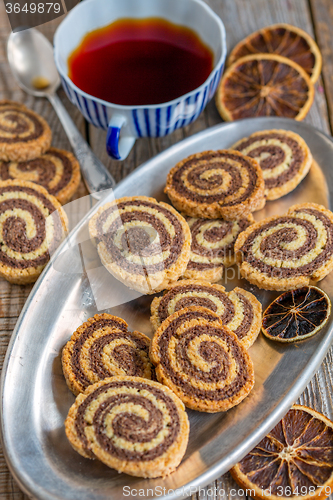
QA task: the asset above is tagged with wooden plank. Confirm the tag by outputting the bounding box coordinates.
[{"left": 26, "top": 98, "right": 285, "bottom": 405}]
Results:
[{"left": 309, "top": 0, "right": 333, "bottom": 131}]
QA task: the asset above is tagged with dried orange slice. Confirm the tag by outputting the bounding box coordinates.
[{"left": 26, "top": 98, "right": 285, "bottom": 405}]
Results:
[
  {"left": 230, "top": 405, "right": 333, "bottom": 500},
  {"left": 216, "top": 54, "right": 314, "bottom": 121},
  {"left": 228, "top": 24, "right": 322, "bottom": 83},
  {"left": 262, "top": 286, "right": 331, "bottom": 343}
]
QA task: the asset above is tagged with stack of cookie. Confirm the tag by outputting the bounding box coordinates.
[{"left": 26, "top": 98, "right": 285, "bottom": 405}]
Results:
[
  {"left": 63, "top": 127, "right": 333, "bottom": 479},
  {"left": 0, "top": 100, "right": 81, "bottom": 284}
]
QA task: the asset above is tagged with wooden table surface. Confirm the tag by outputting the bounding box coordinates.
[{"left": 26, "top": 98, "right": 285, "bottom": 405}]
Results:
[{"left": 1, "top": 0, "right": 333, "bottom": 498}]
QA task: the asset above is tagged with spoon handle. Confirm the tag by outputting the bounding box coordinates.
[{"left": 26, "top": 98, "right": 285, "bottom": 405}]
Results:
[{"left": 48, "top": 93, "right": 116, "bottom": 198}]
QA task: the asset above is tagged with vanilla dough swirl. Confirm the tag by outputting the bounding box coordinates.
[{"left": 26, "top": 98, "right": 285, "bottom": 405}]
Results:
[
  {"left": 150, "top": 306, "right": 255, "bottom": 412},
  {"left": 151, "top": 280, "right": 262, "bottom": 349},
  {"left": 0, "top": 179, "right": 67, "bottom": 284},
  {"left": 235, "top": 203, "right": 333, "bottom": 291},
  {"left": 0, "top": 101, "right": 52, "bottom": 162},
  {"left": 184, "top": 215, "right": 254, "bottom": 281},
  {"left": 65, "top": 376, "right": 189, "bottom": 478},
  {"left": 62, "top": 313, "right": 155, "bottom": 395},
  {"left": 0, "top": 148, "right": 81, "bottom": 204},
  {"left": 165, "top": 150, "right": 265, "bottom": 220},
  {"left": 232, "top": 129, "right": 313, "bottom": 200},
  {"left": 89, "top": 196, "right": 191, "bottom": 294}
]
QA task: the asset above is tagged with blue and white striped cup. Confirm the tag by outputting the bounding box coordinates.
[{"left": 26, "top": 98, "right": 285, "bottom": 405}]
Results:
[{"left": 54, "top": 0, "right": 227, "bottom": 161}]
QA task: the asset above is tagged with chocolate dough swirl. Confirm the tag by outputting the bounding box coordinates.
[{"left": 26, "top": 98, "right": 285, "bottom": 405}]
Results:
[
  {"left": 0, "top": 180, "right": 67, "bottom": 283},
  {"left": 165, "top": 150, "right": 265, "bottom": 220},
  {"left": 62, "top": 313, "right": 155, "bottom": 395},
  {"left": 235, "top": 203, "right": 333, "bottom": 291},
  {"left": 0, "top": 101, "right": 52, "bottom": 162},
  {"left": 89, "top": 196, "right": 191, "bottom": 294},
  {"left": 151, "top": 280, "right": 261, "bottom": 349},
  {"left": 150, "top": 306, "right": 255, "bottom": 412},
  {"left": 65, "top": 376, "right": 189, "bottom": 478},
  {"left": 232, "top": 130, "right": 313, "bottom": 200},
  {"left": 185, "top": 215, "right": 253, "bottom": 280},
  {"left": 0, "top": 148, "right": 80, "bottom": 204}
]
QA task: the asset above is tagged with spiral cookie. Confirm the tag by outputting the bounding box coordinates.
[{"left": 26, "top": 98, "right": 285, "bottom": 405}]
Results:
[
  {"left": 232, "top": 129, "right": 313, "bottom": 200},
  {"left": 235, "top": 203, "right": 333, "bottom": 291},
  {"left": 151, "top": 280, "right": 261, "bottom": 349},
  {"left": 65, "top": 376, "right": 189, "bottom": 477},
  {"left": 0, "top": 148, "right": 81, "bottom": 205},
  {"left": 165, "top": 150, "right": 265, "bottom": 220},
  {"left": 0, "top": 179, "right": 67, "bottom": 284},
  {"left": 89, "top": 196, "right": 191, "bottom": 294},
  {"left": 184, "top": 215, "right": 254, "bottom": 281},
  {"left": 62, "top": 313, "right": 155, "bottom": 395},
  {"left": 150, "top": 306, "right": 255, "bottom": 412},
  {"left": 0, "top": 100, "right": 52, "bottom": 162}
]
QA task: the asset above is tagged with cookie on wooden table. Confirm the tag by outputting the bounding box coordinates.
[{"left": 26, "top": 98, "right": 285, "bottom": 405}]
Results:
[
  {"left": 235, "top": 203, "right": 333, "bottom": 291},
  {"left": 151, "top": 279, "right": 261, "bottom": 349},
  {"left": 150, "top": 306, "right": 255, "bottom": 412},
  {"left": 0, "top": 147, "right": 81, "bottom": 205},
  {"left": 0, "top": 100, "right": 52, "bottom": 161},
  {"left": 184, "top": 214, "right": 254, "bottom": 281},
  {"left": 62, "top": 313, "right": 155, "bottom": 395},
  {"left": 65, "top": 376, "right": 189, "bottom": 478},
  {"left": 0, "top": 179, "right": 67, "bottom": 284},
  {"left": 165, "top": 150, "right": 265, "bottom": 220},
  {"left": 89, "top": 196, "right": 191, "bottom": 294},
  {"left": 232, "top": 129, "right": 313, "bottom": 200}
]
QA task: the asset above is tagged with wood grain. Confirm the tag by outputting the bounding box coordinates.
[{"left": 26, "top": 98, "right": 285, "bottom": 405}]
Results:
[{"left": 0, "top": 0, "right": 333, "bottom": 498}]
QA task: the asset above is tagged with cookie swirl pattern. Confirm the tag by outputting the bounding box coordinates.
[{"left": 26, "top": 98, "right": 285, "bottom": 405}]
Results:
[
  {"left": 150, "top": 306, "right": 255, "bottom": 412},
  {"left": 89, "top": 196, "right": 191, "bottom": 294},
  {"left": 165, "top": 150, "right": 265, "bottom": 220},
  {"left": 184, "top": 215, "right": 254, "bottom": 281},
  {"left": 151, "top": 280, "right": 261, "bottom": 349},
  {"left": 65, "top": 376, "right": 189, "bottom": 478},
  {"left": 235, "top": 203, "right": 333, "bottom": 290},
  {"left": 62, "top": 314, "right": 155, "bottom": 395},
  {"left": 232, "top": 129, "right": 313, "bottom": 200},
  {"left": 0, "top": 179, "right": 67, "bottom": 284},
  {"left": 0, "top": 148, "right": 81, "bottom": 204},
  {"left": 0, "top": 101, "right": 52, "bottom": 161}
]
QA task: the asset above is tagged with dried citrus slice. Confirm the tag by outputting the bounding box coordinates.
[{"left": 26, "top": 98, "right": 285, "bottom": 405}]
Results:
[
  {"left": 230, "top": 405, "right": 333, "bottom": 500},
  {"left": 228, "top": 24, "right": 322, "bottom": 83},
  {"left": 262, "top": 286, "right": 331, "bottom": 343},
  {"left": 216, "top": 54, "right": 314, "bottom": 121}
]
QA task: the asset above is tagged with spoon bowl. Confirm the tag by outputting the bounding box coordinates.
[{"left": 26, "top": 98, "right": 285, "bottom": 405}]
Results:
[{"left": 8, "top": 28, "right": 60, "bottom": 97}]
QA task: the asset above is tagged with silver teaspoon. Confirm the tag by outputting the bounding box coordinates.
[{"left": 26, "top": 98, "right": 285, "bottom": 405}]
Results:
[{"left": 7, "top": 28, "right": 116, "bottom": 199}]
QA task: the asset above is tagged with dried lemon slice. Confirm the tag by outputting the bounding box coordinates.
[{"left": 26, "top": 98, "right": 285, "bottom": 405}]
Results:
[
  {"left": 262, "top": 286, "right": 331, "bottom": 343},
  {"left": 216, "top": 54, "right": 314, "bottom": 122},
  {"left": 230, "top": 405, "right": 333, "bottom": 500},
  {"left": 227, "top": 24, "right": 322, "bottom": 83}
]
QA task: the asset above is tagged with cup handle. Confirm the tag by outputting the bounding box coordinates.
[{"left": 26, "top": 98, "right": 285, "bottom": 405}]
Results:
[{"left": 106, "top": 114, "right": 136, "bottom": 160}]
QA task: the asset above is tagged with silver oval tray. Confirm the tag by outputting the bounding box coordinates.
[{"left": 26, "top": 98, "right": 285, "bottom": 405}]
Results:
[{"left": 2, "top": 117, "right": 333, "bottom": 500}]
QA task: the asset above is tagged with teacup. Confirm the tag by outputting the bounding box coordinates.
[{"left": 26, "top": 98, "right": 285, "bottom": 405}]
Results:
[{"left": 54, "top": 0, "right": 226, "bottom": 160}]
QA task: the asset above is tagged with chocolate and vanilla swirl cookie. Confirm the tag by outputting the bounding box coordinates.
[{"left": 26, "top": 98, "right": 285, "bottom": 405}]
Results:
[
  {"left": 150, "top": 306, "right": 255, "bottom": 412},
  {"left": 184, "top": 215, "right": 254, "bottom": 281},
  {"left": 235, "top": 203, "right": 333, "bottom": 291},
  {"left": 62, "top": 314, "right": 155, "bottom": 395},
  {"left": 151, "top": 280, "right": 261, "bottom": 349},
  {"left": 0, "top": 101, "right": 52, "bottom": 161},
  {"left": 0, "top": 148, "right": 81, "bottom": 204},
  {"left": 89, "top": 196, "right": 191, "bottom": 294},
  {"left": 0, "top": 179, "right": 67, "bottom": 284},
  {"left": 65, "top": 376, "right": 189, "bottom": 477},
  {"left": 165, "top": 150, "right": 265, "bottom": 220},
  {"left": 232, "top": 129, "right": 313, "bottom": 200}
]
